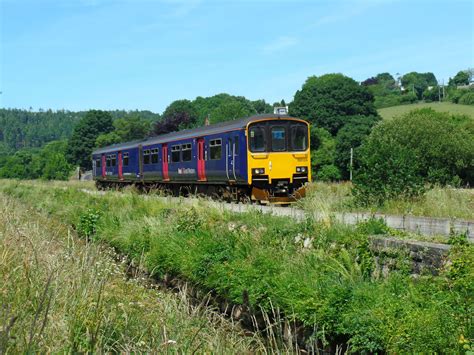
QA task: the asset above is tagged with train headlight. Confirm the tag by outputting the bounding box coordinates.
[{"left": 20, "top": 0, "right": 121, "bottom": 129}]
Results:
[
  {"left": 296, "top": 166, "right": 307, "bottom": 173},
  {"left": 252, "top": 168, "right": 265, "bottom": 175}
]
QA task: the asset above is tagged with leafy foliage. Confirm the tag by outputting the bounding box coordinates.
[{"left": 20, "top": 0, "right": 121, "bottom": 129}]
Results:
[
  {"left": 401, "top": 72, "right": 438, "bottom": 99},
  {"left": 290, "top": 74, "right": 378, "bottom": 135},
  {"left": 0, "top": 140, "right": 72, "bottom": 180},
  {"left": 335, "top": 115, "right": 380, "bottom": 179},
  {"left": 448, "top": 69, "right": 471, "bottom": 87},
  {"left": 459, "top": 92, "right": 474, "bottom": 105},
  {"left": 353, "top": 108, "right": 474, "bottom": 205},
  {"left": 151, "top": 99, "right": 198, "bottom": 135},
  {"left": 96, "top": 115, "right": 151, "bottom": 147},
  {"left": 66, "top": 110, "right": 114, "bottom": 169}
]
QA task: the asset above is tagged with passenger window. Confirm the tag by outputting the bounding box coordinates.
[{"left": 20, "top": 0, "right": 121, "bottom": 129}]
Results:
[
  {"left": 106, "top": 156, "right": 110, "bottom": 167},
  {"left": 171, "top": 145, "right": 181, "bottom": 163},
  {"left": 210, "top": 139, "right": 222, "bottom": 160},
  {"left": 144, "top": 149, "right": 150, "bottom": 165},
  {"left": 151, "top": 148, "right": 159, "bottom": 164},
  {"left": 96, "top": 159, "right": 101, "bottom": 168},
  {"left": 291, "top": 125, "right": 308, "bottom": 151},
  {"left": 111, "top": 154, "right": 117, "bottom": 166},
  {"left": 271, "top": 126, "right": 286, "bottom": 151},
  {"left": 182, "top": 143, "right": 192, "bottom": 162},
  {"left": 249, "top": 126, "right": 265, "bottom": 152},
  {"left": 123, "top": 152, "right": 129, "bottom": 166}
]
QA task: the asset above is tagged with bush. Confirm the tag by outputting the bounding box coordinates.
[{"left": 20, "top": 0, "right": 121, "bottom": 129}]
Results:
[
  {"left": 459, "top": 92, "right": 474, "bottom": 105},
  {"left": 422, "top": 87, "right": 440, "bottom": 102},
  {"left": 399, "top": 92, "right": 418, "bottom": 104},
  {"left": 316, "top": 164, "right": 341, "bottom": 181},
  {"left": 353, "top": 108, "right": 474, "bottom": 205}
]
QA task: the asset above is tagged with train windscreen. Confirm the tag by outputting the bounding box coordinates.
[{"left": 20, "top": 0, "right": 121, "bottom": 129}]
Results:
[{"left": 249, "top": 121, "right": 308, "bottom": 152}]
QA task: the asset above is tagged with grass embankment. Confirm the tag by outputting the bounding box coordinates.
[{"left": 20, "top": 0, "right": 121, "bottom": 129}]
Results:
[
  {"left": 1, "top": 180, "right": 473, "bottom": 353},
  {"left": 378, "top": 102, "right": 474, "bottom": 120},
  {"left": 0, "top": 192, "right": 271, "bottom": 353},
  {"left": 301, "top": 182, "right": 474, "bottom": 220}
]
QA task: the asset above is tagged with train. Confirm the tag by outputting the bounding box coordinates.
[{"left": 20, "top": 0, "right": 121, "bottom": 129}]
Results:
[{"left": 92, "top": 113, "right": 311, "bottom": 204}]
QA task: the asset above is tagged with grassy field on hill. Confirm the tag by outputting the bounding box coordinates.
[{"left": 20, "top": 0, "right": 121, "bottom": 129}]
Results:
[
  {"left": 1, "top": 180, "right": 472, "bottom": 353},
  {"left": 378, "top": 102, "right": 474, "bottom": 120}
]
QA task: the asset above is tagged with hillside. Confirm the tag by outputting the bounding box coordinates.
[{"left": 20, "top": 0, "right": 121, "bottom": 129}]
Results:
[{"left": 378, "top": 102, "right": 474, "bottom": 120}]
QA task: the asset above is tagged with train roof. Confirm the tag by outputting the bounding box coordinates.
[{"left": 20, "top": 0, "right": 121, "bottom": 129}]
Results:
[{"left": 92, "top": 114, "right": 304, "bottom": 155}]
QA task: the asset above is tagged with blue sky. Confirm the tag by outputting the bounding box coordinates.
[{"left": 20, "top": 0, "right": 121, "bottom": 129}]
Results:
[{"left": 1, "top": 0, "right": 472, "bottom": 113}]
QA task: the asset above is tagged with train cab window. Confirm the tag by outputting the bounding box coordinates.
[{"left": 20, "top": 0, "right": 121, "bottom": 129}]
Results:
[
  {"left": 144, "top": 149, "right": 151, "bottom": 165},
  {"left": 171, "top": 145, "right": 181, "bottom": 163},
  {"left": 151, "top": 148, "right": 159, "bottom": 164},
  {"left": 291, "top": 125, "right": 308, "bottom": 151},
  {"left": 210, "top": 139, "right": 222, "bottom": 160},
  {"left": 271, "top": 126, "right": 286, "bottom": 152},
  {"left": 111, "top": 154, "right": 117, "bottom": 166},
  {"left": 249, "top": 126, "right": 265, "bottom": 152},
  {"left": 181, "top": 143, "right": 192, "bottom": 161},
  {"left": 123, "top": 152, "right": 129, "bottom": 166}
]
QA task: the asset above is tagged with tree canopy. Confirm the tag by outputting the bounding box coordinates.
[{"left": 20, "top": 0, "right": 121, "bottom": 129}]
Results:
[
  {"left": 448, "top": 70, "right": 471, "bottom": 87},
  {"left": 66, "top": 110, "right": 114, "bottom": 169},
  {"left": 289, "top": 73, "right": 378, "bottom": 135},
  {"left": 401, "top": 72, "right": 438, "bottom": 99},
  {"left": 96, "top": 115, "right": 151, "bottom": 147}
]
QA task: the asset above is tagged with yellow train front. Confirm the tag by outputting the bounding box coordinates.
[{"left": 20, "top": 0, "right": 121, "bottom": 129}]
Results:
[{"left": 245, "top": 114, "right": 311, "bottom": 204}]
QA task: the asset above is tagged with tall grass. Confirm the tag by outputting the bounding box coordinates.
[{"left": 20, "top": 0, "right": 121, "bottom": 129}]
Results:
[
  {"left": 0, "top": 193, "right": 272, "bottom": 353},
  {"left": 301, "top": 182, "right": 474, "bottom": 220},
  {"left": 1, "top": 180, "right": 472, "bottom": 353}
]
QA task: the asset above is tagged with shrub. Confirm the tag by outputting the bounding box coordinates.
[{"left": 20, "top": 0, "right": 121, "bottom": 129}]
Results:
[
  {"left": 459, "top": 92, "right": 474, "bottom": 105},
  {"left": 399, "top": 92, "right": 418, "bottom": 104},
  {"left": 316, "top": 164, "right": 342, "bottom": 181},
  {"left": 422, "top": 87, "right": 440, "bottom": 102},
  {"left": 353, "top": 108, "right": 474, "bottom": 205}
]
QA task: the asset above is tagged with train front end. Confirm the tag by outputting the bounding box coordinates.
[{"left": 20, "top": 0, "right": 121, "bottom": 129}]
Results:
[{"left": 246, "top": 114, "right": 311, "bottom": 204}]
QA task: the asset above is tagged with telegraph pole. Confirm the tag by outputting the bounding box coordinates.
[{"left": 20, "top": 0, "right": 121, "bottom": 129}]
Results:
[{"left": 350, "top": 148, "right": 353, "bottom": 181}]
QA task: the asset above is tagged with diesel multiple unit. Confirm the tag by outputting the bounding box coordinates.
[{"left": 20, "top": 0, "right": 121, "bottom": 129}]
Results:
[{"left": 92, "top": 114, "right": 311, "bottom": 203}]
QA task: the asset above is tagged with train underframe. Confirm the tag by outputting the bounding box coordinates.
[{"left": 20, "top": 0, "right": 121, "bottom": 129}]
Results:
[{"left": 95, "top": 178, "right": 307, "bottom": 205}]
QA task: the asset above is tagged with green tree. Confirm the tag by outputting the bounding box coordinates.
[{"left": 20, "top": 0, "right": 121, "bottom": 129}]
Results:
[
  {"left": 310, "top": 127, "right": 341, "bottom": 181},
  {"left": 66, "top": 110, "right": 114, "bottom": 170},
  {"left": 95, "top": 115, "right": 150, "bottom": 147},
  {"left": 353, "top": 109, "right": 474, "bottom": 205},
  {"left": 39, "top": 140, "right": 72, "bottom": 180},
  {"left": 401, "top": 72, "right": 438, "bottom": 99},
  {"left": 335, "top": 115, "right": 380, "bottom": 179},
  {"left": 448, "top": 70, "right": 471, "bottom": 87},
  {"left": 152, "top": 99, "right": 198, "bottom": 135},
  {"left": 289, "top": 74, "right": 378, "bottom": 135},
  {"left": 422, "top": 86, "right": 440, "bottom": 102}
]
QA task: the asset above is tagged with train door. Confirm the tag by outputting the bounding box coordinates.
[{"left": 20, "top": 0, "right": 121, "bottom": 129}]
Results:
[
  {"left": 101, "top": 154, "right": 106, "bottom": 179},
  {"left": 197, "top": 138, "right": 206, "bottom": 181},
  {"left": 118, "top": 151, "right": 123, "bottom": 180},
  {"left": 162, "top": 144, "right": 169, "bottom": 181},
  {"left": 226, "top": 136, "right": 237, "bottom": 181}
]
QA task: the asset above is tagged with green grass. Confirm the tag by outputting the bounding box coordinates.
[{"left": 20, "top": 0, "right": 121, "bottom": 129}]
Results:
[
  {"left": 378, "top": 102, "right": 474, "bottom": 120},
  {"left": 1, "top": 180, "right": 473, "bottom": 353},
  {"left": 300, "top": 182, "right": 474, "bottom": 220},
  {"left": 0, "top": 191, "right": 273, "bottom": 353}
]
